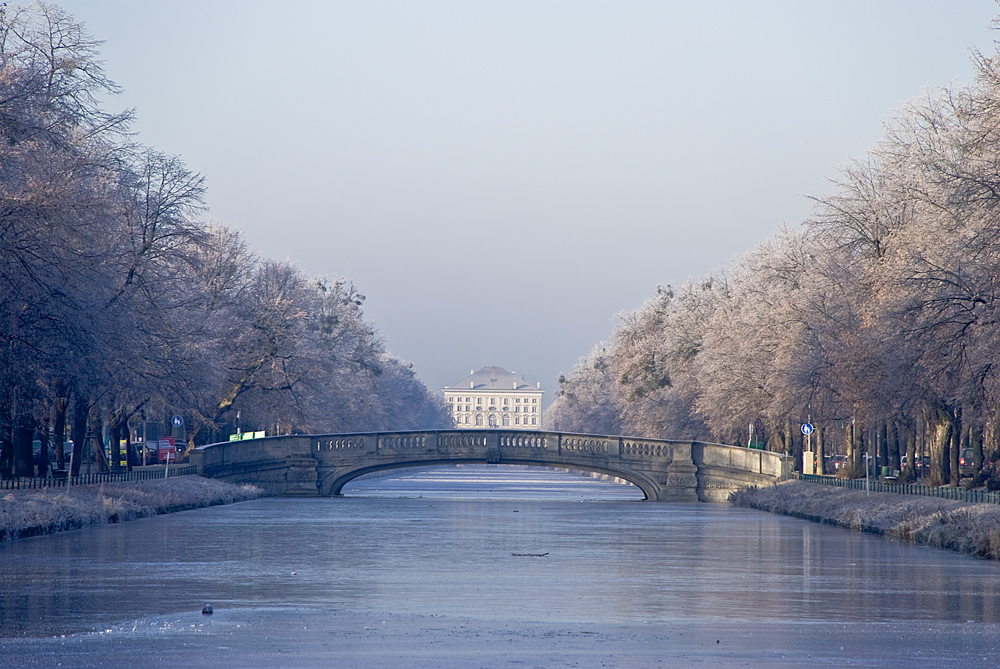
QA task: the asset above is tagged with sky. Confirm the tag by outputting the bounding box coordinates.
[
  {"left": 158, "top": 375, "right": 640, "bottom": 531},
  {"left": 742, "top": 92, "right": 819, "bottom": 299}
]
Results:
[{"left": 58, "top": 0, "right": 999, "bottom": 402}]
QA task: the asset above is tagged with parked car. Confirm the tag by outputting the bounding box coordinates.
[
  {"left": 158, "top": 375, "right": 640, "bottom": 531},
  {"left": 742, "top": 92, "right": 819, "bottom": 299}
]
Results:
[
  {"left": 829, "top": 455, "right": 848, "bottom": 471},
  {"left": 132, "top": 443, "right": 159, "bottom": 465},
  {"left": 959, "top": 448, "right": 977, "bottom": 477},
  {"left": 900, "top": 454, "right": 930, "bottom": 473}
]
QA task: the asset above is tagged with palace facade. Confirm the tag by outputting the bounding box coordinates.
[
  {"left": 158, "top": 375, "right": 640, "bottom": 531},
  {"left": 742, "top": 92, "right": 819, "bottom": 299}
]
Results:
[{"left": 443, "top": 366, "right": 543, "bottom": 429}]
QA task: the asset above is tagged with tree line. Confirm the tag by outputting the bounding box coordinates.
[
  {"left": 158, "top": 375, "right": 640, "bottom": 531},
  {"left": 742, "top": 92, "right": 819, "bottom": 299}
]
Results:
[
  {"left": 0, "top": 3, "right": 450, "bottom": 478},
  {"left": 547, "top": 32, "right": 1000, "bottom": 488}
]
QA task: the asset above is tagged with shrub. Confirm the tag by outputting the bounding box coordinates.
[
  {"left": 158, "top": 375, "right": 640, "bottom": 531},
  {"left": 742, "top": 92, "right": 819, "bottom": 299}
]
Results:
[
  {"left": 836, "top": 462, "right": 865, "bottom": 479},
  {"left": 968, "top": 466, "right": 991, "bottom": 490}
]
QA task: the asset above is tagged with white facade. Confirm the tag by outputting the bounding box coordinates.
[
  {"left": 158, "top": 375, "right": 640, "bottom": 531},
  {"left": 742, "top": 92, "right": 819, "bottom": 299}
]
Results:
[{"left": 443, "top": 366, "right": 543, "bottom": 430}]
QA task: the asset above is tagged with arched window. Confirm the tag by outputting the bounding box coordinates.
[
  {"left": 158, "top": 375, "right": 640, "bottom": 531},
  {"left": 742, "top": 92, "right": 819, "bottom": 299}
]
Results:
[
  {"left": 475, "top": 414, "right": 484, "bottom": 426},
  {"left": 502, "top": 415, "right": 510, "bottom": 426},
  {"left": 489, "top": 414, "right": 498, "bottom": 427}
]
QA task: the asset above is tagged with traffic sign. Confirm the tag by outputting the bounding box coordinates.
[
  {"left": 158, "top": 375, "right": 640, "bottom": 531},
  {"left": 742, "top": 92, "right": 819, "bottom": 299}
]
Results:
[
  {"left": 172, "top": 415, "right": 184, "bottom": 427},
  {"left": 801, "top": 423, "right": 814, "bottom": 435}
]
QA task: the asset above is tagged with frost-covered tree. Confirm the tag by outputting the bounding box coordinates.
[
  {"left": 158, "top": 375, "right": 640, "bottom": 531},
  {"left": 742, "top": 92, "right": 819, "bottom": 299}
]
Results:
[
  {"left": 0, "top": 3, "right": 449, "bottom": 476},
  {"left": 550, "top": 18, "right": 1000, "bottom": 488}
]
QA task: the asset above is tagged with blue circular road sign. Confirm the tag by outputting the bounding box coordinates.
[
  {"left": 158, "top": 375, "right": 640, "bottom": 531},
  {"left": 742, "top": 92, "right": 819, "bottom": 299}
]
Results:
[{"left": 801, "top": 423, "right": 814, "bottom": 435}]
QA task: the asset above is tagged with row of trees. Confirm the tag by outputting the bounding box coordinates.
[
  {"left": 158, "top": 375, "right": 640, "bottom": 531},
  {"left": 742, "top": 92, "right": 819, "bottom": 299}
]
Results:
[
  {"left": 0, "top": 3, "right": 449, "bottom": 477},
  {"left": 547, "top": 36, "right": 1000, "bottom": 486}
]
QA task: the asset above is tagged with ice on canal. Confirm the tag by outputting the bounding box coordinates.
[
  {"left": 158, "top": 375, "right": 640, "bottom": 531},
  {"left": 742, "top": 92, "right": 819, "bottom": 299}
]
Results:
[{"left": 2, "top": 465, "right": 999, "bottom": 667}]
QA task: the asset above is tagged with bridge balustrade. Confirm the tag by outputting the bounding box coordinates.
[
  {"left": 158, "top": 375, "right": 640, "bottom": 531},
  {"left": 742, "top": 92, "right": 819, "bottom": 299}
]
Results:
[
  {"left": 498, "top": 435, "right": 547, "bottom": 449},
  {"left": 622, "top": 440, "right": 668, "bottom": 459},
  {"left": 562, "top": 437, "right": 608, "bottom": 454}
]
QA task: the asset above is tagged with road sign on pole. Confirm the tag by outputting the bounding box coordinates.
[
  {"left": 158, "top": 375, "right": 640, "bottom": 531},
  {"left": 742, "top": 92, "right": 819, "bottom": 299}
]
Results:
[
  {"left": 801, "top": 424, "right": 815, "bottom": 474},
  {"left": 172, "top": 415, "right": 184, "bottom": 428}
]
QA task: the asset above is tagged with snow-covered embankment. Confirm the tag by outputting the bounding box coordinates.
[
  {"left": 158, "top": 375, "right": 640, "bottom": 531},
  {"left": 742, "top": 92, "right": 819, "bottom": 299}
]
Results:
[
  {"left": 0, "top": 476, "right": 264, "bottom": 541},
  {"left": 730, "top": 480, "right": 1000, "bottom": 560}
]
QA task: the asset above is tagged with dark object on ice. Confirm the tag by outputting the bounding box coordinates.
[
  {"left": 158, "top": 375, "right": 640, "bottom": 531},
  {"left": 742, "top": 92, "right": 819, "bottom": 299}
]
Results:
[
  {"left": 511, "top": 552, "right": 549, "bottom": 557},
  {"left": 202, "top": 604, "right": 214, "bottom": 615}
]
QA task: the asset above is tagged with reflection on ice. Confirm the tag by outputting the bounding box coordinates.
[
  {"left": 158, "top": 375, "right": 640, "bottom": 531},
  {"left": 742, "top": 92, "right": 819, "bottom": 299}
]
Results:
[{"left": 343, "top": 464, "right": 644, "bottom": 500}]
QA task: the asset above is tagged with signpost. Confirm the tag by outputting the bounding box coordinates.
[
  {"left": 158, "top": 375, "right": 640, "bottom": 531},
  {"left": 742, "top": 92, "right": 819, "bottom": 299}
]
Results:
[
  {"left": 801, "top": 423, "right": 814, "bottom": 475},
  {"left": 748, "top": 419, "right": 766, "bottom": 450}
]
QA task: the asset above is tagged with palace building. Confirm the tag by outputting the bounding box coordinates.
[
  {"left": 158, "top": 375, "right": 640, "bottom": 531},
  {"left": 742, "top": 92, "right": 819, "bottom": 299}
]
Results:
[{"left": 443, "top": 366, "right": 543, "bottom": 429}]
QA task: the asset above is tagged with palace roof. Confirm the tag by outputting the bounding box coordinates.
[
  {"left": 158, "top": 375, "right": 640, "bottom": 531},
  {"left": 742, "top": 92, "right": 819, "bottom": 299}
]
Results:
[{"left": 443, "top": 366, "right": 542, "bottom": 392}]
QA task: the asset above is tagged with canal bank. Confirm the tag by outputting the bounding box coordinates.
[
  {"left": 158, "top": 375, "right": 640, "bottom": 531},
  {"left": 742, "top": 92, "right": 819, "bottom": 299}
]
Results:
[
  {"left": 0, "top": 476, "right": 263, "bottom": 541},
  {"left": 730, "top": 480, "right": 1000, "bottom": 560}
]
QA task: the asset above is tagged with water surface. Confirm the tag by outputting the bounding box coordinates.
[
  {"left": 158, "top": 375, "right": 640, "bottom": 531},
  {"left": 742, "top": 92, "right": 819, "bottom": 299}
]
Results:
[{"left": 1, "top": 465, "right": 998, "bottom": 667}]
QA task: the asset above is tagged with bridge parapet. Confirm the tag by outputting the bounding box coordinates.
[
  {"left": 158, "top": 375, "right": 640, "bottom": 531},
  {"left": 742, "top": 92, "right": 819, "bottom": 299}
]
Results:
[{"left": 192, "top": 430, "right": 787, "bottom": 501}]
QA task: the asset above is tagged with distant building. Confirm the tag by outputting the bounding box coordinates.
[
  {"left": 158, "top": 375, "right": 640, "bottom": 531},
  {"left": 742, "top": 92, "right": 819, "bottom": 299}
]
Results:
[{"left": 443, "top": 366, "right": 543, "bottom": 429}]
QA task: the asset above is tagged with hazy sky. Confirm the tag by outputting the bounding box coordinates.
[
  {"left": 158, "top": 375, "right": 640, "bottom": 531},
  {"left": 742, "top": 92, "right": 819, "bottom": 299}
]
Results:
[{"left": 59, "top": 0, "right": 998, "bottom": 400}]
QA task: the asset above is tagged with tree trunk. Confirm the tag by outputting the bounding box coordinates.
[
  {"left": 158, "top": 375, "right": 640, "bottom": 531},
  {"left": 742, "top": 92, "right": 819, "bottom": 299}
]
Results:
[
  {"left": 903, "top": 426, "right": 917, "bottom": 482},
  {"left": 929, "top": 406, "right": 953, "bottom": 486},
  {"left": 15, "top": 414, "right": 36, "bottom": 478},
  {"left": 0, "top": 424, "right": 12, "bottom": 479},
  {"left": 949, "top": 406, "right": 962, "bottom": 486},
  {"left": 816, "top": 427, "right": 825, "bottom": 475},
  {"left": 987, "top": 408, "right": 1000, "bottom": 461},
  {"left": 92, "top": 413, "right": 110, "bottom": 474},
  {"left": 109, "top": 417, "right": 128, "bottom": 472},
  {"left": 877, "top": 422, "right": 888, "bottom": 473},
  {"left": 70, "top": 398, "right": 89, "bottom": 476},
  {"left": 53, "top": 386, "right": 68, "bottom": 469},
  {"left": 37, "top": 418, "right": 50, "bottom": 478},
  {"left": 858, "top": 427, "right": 868, "bottom": 474},
  {"left": 848, "top": 421, "right": 861, "bottom": 470},
  {"left": 787, "top": 419, "right": 800, "bottom": 472},
  {"left": 888, "top": 422, "right": 900, "bottom": 476},
  {"left": 971, "top": 425, "right": 984, "bottom": 473}
]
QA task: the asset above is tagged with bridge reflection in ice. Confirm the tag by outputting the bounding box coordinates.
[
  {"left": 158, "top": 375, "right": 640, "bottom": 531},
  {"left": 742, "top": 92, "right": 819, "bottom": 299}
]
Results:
[{"left": 342, "top": 464, "right": 644, "bottom": 501}]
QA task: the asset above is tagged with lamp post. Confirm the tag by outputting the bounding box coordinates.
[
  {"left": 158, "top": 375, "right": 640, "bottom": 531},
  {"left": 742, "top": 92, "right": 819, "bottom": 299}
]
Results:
[{"left": 864, "top": 452, "right": 871, "bottom": 496}]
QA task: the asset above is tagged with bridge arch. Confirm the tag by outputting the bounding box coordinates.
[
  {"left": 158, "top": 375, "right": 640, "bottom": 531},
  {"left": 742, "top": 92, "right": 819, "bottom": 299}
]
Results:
[
  {"left": 191, "top": 429, "right": 788, "bottom": 502},
  {"left": 322, "top": 459, "right": 658, "bottom": 500}
]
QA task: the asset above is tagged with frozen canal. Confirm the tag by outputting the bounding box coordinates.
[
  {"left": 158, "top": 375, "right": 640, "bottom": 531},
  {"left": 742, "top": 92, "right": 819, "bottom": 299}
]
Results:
[{"left": 2, "top": 465, "right": 1000, "bottom": 667}]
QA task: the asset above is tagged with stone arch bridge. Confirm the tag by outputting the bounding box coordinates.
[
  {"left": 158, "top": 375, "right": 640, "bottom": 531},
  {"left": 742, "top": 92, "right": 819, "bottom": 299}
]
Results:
[{"left": 191, "top": 430, "right": 787, "bottom": 502}]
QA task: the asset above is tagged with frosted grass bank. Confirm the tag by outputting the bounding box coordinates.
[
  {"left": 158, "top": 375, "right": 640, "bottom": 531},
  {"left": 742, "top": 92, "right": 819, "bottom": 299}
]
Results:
[
  {"left": 730, "top": 480, "right": 1000, "bottom": 560},
  {"left": 0, "top": 476, "right": 263, "bottom": 541}
]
